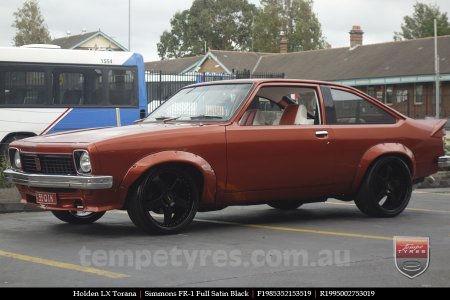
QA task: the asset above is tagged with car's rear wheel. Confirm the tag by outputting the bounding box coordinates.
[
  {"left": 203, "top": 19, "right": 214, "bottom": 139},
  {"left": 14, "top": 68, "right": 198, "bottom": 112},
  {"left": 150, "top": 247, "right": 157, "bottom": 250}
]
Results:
[
  {"left": 268, "top": 200, "right": 303, "bottom": 210},
  {"left": 127, "top": 166, "right": 199, "bottom": 234},
  {"left": 355, "top": 156, "right": 412, "bottom": 217},
  {"left": 51, "top": 211, "right": 105, "bottom": 224}
]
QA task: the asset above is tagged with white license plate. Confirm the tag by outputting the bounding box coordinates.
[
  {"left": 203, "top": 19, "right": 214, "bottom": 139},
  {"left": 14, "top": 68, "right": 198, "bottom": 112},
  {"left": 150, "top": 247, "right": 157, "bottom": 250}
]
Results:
[{"left": 35, "top": 192, "right": 57, "bottom": 205}]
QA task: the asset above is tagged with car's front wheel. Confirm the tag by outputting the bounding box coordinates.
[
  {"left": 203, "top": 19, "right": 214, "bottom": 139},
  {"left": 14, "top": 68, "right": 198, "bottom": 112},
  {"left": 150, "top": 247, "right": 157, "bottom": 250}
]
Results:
[
  {"left": 127, "top": 166, "right": 199, "bottom": 234},
  {"left": 355, "top": 156, "right": 412, "bottom": 217},
  {"left": 51, "top": 211, "right": 105, "bottom": 224}
]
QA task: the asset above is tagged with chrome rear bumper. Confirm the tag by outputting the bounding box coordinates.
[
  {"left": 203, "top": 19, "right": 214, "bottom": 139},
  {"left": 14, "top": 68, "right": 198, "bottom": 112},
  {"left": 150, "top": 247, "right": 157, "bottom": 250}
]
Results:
[
  {"left": 3, "top": 169, "right": 113, "bottom": 189},
  {"left": 438, "top": 155, "right": 450, "bottom": 168}
]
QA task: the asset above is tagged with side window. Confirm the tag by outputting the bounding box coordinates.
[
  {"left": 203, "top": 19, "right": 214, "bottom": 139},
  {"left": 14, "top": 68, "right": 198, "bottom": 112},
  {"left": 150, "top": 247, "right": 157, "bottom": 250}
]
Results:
[
  {"left": 56, "top": 72, "right": 85, "bottom": 105},
  {"left": 1, "top": 70, "right": 47, "bottom": 106},
  {"left": 239, "top": 86, "right": 321, "bottom": 126},
  {"left": 53, "top": 67, "right": 137, "bottom": 107},
  {"left": 415, "top": 85, "right": 424, "bottom": 105},
  {"left": 0, "top": 65, "right": 138, "bottom": 107},
  {"left": 330, "top": 89, "right": 396, "bottom": 125},
  {"left": 249, "top": 97, "right": 283, "bottom": 126},
  {"left": 107, "top": 69, "right": 136, "bottom": 106},
  {"left": 84, "top": 69, "right": 104, "bottom": 105}
]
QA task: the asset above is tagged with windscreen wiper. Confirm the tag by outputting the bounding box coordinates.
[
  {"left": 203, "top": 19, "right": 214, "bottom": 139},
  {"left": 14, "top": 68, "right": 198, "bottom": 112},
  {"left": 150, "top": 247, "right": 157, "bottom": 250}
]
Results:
[
  {"left": 154, "top": 116, "right": 180, "bottom": 123},
  {"left": 190, "top": 115, "right": 223, "bottom": 120}
]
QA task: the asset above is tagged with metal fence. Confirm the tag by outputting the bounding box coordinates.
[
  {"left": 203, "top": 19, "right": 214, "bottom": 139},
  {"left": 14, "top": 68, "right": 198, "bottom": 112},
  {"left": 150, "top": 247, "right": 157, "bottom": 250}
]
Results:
[{"left": 145, "top": 70, "right": 285, "bottom": 112}]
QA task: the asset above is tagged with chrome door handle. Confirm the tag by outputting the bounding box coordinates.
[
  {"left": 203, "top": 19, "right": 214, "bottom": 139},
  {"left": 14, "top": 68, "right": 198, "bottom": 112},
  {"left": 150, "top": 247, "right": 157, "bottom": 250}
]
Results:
[{"left": 315, "top": 130, "right": 328, "bottom": 137}]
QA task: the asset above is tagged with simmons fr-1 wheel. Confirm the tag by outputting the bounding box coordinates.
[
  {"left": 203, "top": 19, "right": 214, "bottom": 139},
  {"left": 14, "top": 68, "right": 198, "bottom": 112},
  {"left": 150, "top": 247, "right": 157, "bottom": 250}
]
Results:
[
  {"left": 127, "top": 166, "right": 199, "bottom": 234},
  {"left": 51, "top": 211, "right": 106, "bottom": 224},
  {"left": 355, "top": 156, "right": 412, "bottom": 218}
]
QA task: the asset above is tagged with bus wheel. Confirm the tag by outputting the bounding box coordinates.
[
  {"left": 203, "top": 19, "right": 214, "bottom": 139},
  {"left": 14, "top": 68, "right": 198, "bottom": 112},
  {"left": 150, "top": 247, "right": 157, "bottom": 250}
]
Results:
[{"left": 1, "top": 135, "right": 30, "bottom": 165}]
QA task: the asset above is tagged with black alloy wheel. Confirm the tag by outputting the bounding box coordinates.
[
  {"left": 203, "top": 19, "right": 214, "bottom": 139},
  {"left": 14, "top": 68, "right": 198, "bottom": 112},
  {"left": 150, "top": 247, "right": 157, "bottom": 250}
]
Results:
[
  {"left": 127, "top": 166, "right": 199, "bottom": 234},
  {"left": 51, "top": 211, "right": 106, "bottom": 224},
  {"left": 355, "top": 156, "right": 412, "bottom": 217}
]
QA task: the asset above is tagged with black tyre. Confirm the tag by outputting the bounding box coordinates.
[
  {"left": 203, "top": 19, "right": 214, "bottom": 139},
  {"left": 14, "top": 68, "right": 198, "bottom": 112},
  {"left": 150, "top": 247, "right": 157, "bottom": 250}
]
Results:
[
  {"left": 0, "top": 134, "right": 30, "bottom": 165},
  {"left": 268, "top": 200, "right": 303, "bottom": 210},
  {"left": 355, "top": 156, "right": 412, "bottom": 217},
  {"left": 127, "top": 166, "right": 199, "bottom": 234},
  {"left": 51, "top": 211, "right": 106, "bottom": 224}
]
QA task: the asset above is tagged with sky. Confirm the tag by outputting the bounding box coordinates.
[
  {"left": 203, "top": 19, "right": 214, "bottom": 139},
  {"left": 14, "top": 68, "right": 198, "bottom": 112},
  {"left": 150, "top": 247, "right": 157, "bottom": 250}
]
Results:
[{"left": 1, "top": 0, "right": 450, "bottom": 62}]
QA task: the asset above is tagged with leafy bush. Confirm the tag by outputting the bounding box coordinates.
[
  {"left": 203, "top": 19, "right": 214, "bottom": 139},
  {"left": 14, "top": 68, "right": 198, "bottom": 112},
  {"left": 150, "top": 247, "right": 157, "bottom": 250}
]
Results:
[
  {"left": 446, "top": 138, "right": 450, "bottom": 156},
  {"left": 0, "top": 159, "right": 12, "bottom": 188},
  {"left": 441, "top": 138, "right": 450, "bottom": 172}
]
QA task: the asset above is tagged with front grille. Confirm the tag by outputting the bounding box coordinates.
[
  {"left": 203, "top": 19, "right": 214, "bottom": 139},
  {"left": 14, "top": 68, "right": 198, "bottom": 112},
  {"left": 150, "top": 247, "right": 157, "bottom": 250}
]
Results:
[{"left": 21, "top": 154, "right": 76, "bottom": 175}]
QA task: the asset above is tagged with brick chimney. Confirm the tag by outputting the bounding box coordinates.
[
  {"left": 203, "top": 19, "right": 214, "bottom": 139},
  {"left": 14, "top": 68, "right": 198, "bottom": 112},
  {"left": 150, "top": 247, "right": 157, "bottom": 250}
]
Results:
[
  {"left": 279, "top": 32, "right": 288, "bottom": 54},
  {"left": 349, "top": 25, "right": 363, "bottom": 48}
]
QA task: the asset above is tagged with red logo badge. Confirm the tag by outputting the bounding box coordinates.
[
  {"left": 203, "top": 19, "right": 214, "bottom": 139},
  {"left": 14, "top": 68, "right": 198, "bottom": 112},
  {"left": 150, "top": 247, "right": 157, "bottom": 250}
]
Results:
[
  {"left": 394, "top": 236, "right": 429, "bottom": 278},
  {"left": 34, "top": 157, "right": 42, "bottom": 171}
]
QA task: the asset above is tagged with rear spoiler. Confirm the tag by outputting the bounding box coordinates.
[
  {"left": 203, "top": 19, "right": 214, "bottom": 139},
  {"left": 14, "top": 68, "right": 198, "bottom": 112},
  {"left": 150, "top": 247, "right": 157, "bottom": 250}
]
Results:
[{"left": 430, "top": 119, "right": 447, "bottom": 137}]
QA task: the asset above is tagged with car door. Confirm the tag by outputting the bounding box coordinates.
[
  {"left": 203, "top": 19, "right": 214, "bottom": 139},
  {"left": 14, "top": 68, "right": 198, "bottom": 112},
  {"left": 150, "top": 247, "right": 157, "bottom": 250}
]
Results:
[
  {"left": 225, "top": 83, "right": 336, "bottom": 196},
  {"left": 320, "top": 85, "right": 399, "bottom": 194}
]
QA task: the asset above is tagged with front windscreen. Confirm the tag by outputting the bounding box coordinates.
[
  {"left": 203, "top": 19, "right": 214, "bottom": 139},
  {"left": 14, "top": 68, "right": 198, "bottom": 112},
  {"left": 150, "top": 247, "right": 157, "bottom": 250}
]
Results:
[{"left": 145, "top": 83, "right": 253, "bottom": 122}]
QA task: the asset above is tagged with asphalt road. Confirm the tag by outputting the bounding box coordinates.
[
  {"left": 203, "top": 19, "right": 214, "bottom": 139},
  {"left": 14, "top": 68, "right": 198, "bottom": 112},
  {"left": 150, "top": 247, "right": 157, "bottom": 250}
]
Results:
[{"left": 0, "top": 190, "right": 449, "bottom": 287}]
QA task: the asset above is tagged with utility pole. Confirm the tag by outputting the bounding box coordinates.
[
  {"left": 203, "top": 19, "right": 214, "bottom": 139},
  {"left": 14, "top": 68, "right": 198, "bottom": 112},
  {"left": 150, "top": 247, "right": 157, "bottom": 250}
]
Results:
[
  {"left": 128, "top": 0, "right": 131, "bottom": 51},
  {"left": 434, "top": 18, "right": 440, "bottom": 119}
]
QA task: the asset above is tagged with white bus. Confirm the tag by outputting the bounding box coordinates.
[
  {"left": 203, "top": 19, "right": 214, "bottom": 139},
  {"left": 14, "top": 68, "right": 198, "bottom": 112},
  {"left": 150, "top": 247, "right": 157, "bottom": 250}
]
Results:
[{"left": 0, "top": 46, "right": 147, "bottom": 159}]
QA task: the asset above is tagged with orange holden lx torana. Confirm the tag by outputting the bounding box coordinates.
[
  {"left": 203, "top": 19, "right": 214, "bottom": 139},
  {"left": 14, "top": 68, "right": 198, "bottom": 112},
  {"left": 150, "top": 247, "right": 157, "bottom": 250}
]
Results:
[{"left": 4, "top": 79, "right": 449, "bottom": 234}]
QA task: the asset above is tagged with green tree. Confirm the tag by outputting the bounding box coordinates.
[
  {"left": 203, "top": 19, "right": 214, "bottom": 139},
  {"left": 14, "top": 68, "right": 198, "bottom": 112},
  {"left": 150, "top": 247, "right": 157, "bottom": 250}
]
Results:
[
  {"left": 158, "top": 0, "right": 257, "bottom": 59},
  {"left": 12, "top": 0, "right": 51, "bottom": 46},
  {"left": 253, "top": 0, "right": 325, "bottom": 53},
  {"left": 394, "top": 2, "right": 450, "bottom": 40}
]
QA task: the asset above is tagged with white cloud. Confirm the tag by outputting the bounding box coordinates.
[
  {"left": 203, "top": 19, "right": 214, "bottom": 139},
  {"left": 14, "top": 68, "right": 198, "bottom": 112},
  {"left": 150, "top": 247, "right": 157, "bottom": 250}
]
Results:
[{"left": 1, "top": 0, "right": 449, "bottom": 61}]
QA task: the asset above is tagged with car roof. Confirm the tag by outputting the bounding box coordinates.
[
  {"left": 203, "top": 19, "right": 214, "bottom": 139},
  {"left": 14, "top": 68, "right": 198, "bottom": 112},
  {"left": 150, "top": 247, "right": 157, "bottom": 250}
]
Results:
[{"left": 184, "top": 78, "right": 348, "bottom": 89}]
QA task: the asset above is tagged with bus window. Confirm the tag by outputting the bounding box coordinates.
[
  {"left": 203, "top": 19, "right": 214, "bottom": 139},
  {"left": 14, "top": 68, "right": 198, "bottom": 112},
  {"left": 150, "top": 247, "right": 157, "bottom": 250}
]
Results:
[
  {"left": 56, "top": 72, "right": 85, "bottom": 105},
  {"left": 0, "top": 47, "right": 147, "bottom": 149},
  {"left": 2, "top": 70, "right": 47, "bottom": 105},
  {"left": 108, "top": 69, "right": 136, "bottom": 106},
  {"left": 86, "top": 69, "right": 104, "bottom": 105}
]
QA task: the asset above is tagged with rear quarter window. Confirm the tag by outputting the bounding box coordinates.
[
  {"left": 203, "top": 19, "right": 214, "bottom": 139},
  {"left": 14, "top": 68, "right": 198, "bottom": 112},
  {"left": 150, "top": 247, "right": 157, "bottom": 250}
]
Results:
[{"left": 330, "top": 89, "right": 396, "bottom": 125}]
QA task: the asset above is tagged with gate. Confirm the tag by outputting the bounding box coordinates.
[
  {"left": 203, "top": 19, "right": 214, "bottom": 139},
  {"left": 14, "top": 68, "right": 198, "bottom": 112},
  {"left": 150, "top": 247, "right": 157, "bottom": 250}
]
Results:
[{"left": 146, "top": 70, "right": 284, "bottom": 112}]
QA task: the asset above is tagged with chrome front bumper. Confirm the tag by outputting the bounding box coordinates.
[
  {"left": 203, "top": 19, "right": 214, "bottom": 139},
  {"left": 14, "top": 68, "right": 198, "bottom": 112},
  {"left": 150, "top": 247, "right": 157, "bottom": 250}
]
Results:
[
  {"left": 439, "top": 155, "right": 450, "bottom": 168},
  {"left": 3, "top": 169, "right": 113, "bottom": 190}
]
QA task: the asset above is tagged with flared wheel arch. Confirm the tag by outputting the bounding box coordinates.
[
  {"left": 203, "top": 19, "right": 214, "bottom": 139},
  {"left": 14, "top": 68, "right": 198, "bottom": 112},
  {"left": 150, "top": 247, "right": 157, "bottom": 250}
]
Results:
[
  {"left": 355, "top": 155, "right": 413, "bottom": 217},
  {"left": 351, "top": 144, "right": 415, "bottom": 193},
  {"left": 123, "top": 161, "right": 212, "bottom": 211},
  {"left": 120, "top": 152, "right": 216, "bottom": 204}
]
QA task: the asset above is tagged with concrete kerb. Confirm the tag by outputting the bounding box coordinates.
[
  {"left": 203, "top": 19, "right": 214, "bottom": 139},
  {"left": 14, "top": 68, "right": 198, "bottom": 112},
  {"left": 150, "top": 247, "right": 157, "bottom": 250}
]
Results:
[
  {"left": 0, "top": 187, "right": 41, "bottom": 213},
  {"left": 416, "top": 171, "right": 450, "bottom": 188}
]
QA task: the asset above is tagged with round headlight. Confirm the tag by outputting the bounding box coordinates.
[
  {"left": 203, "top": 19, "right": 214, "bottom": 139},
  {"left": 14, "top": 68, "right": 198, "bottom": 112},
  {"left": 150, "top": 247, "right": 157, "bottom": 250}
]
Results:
[
  {"left": 14, "top": 151, "right": 22, "bottom": 169},
  {"left": 79, "top": 152, "right": 91, "bottom": 173}
]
